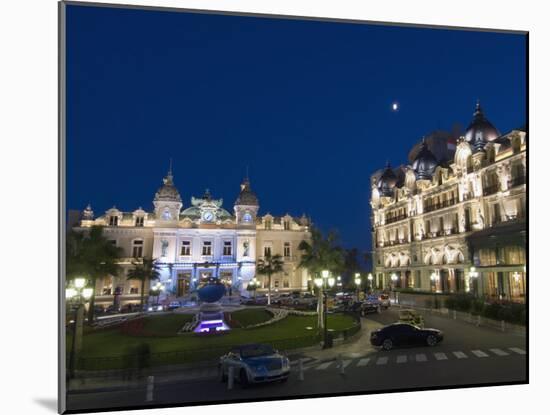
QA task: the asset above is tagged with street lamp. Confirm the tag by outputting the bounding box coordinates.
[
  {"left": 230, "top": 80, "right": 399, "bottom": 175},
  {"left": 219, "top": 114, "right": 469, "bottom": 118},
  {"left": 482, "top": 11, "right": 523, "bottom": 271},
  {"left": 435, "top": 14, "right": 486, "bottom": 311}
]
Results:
[
  {"left": 354, "top": 273, "right": 362, "bottom": 301},
  {"left": 315, "top": 269, "right": 335, "bottom": 349},
  {"left": 66, "top": 278, "right": 93, "bottom": 380},
  {"left": 390, "top": 273, "right": 398, "bottom": 303},
  {"left": 367, "top": 273, "right": 373, "bottom": 290},
  {"left": 151, "top": 281, "right": 165, "bottom": 306},
  {"left": 468, "top": 267, "right": 479, "bottom": 296}
]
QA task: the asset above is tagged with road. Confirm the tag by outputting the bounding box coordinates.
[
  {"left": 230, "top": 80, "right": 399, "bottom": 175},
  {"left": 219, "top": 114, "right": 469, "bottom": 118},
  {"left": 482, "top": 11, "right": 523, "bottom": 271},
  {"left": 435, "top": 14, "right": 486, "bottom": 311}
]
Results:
[{"left": 66, "top": 308, "right": 527, "bottom": 412}]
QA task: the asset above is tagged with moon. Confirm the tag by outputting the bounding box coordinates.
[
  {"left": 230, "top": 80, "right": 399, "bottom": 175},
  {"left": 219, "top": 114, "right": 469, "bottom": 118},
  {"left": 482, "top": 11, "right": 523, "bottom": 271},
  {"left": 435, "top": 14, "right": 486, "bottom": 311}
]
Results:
[{"left": 392, "top": 102, "right": 399, "bottom": 111}]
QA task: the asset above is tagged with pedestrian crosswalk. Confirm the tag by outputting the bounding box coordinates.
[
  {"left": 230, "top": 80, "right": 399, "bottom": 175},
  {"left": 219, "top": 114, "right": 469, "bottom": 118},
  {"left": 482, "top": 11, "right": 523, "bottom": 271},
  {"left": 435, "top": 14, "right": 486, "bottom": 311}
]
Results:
[{"left": 301, "top": 347, "right": 526, "bottom": 371}]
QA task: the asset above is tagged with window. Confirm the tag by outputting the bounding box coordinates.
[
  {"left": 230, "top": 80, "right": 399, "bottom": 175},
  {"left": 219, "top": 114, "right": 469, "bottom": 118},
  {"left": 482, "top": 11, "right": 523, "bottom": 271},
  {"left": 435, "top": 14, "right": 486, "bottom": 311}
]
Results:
[
  {"left": 135, "top": 216, "right": 144, "bottom": 227},
  {"left": 283, "top": 221, "right": 290, "bottom": 230},
  {"left": 502, "top": 246, "right": 525, "bottom": 265},
  {"left": 102, "top": 287, "right": 112, "bottom": 295},
  {"left": 493, "top": 203, "right": 501, "bottom": 224},
  {"left": 180, "top": 241, "right": 191, "bottom": 256},
  {"left": 479, "top": 248, "right": 497, "bottom": 266},
  {"left": 129, "top": 287, "right": 139, "bottom": 294},
  {"left": 274, "top": 280, "right": 280, "bottom": 288},
  {"left": 109, "top": 215, "right": 118, "bottom": 226},
  {"left": 265, "top": 219, "right": 272, "bottom": 230},
  {"left": 264, "top": 246, "right": 272, "bottom": 257},
  {"left": 284, "top": 242, "right": 291, "bottom": 257},
  {"left": 283, "top": 280, "right": 290, "bottom": 288},
  {"left": 132, "top": 240, "right": 143, "bottom": 258},
  {"left": 202, "top": 241, "right": 212, "bottom": 256},
  {"left": 223, "top": 241, "right": 232, "bottom": 256},
  {"left": 108, "top": 239, "right": 117, "bottom": 246}
]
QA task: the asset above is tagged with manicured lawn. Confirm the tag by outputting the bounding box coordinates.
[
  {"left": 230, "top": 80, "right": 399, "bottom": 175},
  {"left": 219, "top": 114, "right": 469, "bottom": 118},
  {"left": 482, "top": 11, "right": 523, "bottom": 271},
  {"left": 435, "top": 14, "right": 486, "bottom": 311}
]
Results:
[
  {"left": 72, "top": 311, "right": 357, "bottom": 369},
  {"left": 228, "top": 308, "right": 272, "bottom": 327},
  {"left": 141, "top": 313, "right": 194, "bottom": 336}
]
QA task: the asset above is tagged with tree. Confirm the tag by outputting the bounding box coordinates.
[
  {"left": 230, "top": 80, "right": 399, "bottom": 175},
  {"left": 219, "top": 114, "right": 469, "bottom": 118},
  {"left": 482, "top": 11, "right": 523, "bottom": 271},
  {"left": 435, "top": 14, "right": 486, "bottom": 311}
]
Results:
[
  {"left": 343, "top": 248, "right": 362, "bottom": 289},
  {"left": 66, "top": 226, "right": 123, "bottom": 324},
  {"left": 127, "top": 258, "right": 161, "bottom": 309},
  {"left": 256, "top": 253, "right": 284, "bottom": 305},
  {"left": 298, "top": 227, "right": 345, "bottom": 328}
]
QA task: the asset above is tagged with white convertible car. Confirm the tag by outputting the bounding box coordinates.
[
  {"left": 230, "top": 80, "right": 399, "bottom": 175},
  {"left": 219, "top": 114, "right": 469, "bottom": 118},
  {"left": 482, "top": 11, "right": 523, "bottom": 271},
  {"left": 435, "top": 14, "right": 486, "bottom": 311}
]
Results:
[{"left": 219, "top": 344, "right": 291, "bottom": 386}]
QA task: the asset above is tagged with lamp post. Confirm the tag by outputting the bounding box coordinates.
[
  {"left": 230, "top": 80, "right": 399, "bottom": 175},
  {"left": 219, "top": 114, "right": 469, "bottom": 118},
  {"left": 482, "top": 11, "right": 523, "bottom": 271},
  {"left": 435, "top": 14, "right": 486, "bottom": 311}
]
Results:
[
  {"left": 468, "top": 267, "right": 479, "bottom": 297},
  {"left": 391, "top": 273, "right": 398, "bottom": 303},
  {"left": 151, "top": 281, "right": 165, "bottom": 306},
  {"left": 315, "top": 270, "right": 335, "bottom": 349},
  {"left": 354, "top": 273, "right": 362, "bottom": 301},
  {"left": 66, "top": 277, "right": 93, "bottom": 380},
  {"left": 368, "top": 273, "right": 374, "bottom": 291}
]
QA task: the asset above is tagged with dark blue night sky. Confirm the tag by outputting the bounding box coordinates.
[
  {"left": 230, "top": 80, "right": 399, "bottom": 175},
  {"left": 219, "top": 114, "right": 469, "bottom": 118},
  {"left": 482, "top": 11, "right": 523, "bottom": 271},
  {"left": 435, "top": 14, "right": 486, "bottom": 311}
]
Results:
[{"left": 66, "top": 4, "right": 526, "bottom": 253}]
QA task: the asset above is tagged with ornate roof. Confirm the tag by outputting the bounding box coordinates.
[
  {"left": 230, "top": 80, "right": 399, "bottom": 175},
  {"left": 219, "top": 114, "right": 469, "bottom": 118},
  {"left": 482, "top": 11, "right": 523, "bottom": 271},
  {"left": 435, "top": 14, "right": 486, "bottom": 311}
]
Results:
[
  {"left": 411, "top": 138, "right": 438, "bottom": 181},
  {"left": 377, "top": 162, "right": 398, "bottom": 197},
  {"left": 154, "top": 168, "right": 182, "bottom": 203},
  {"left": 464, "top": 101, "right": 500, "bottom": 152},
  {"left": 235, "top": 177, "right": 259, "bottom": 206}
]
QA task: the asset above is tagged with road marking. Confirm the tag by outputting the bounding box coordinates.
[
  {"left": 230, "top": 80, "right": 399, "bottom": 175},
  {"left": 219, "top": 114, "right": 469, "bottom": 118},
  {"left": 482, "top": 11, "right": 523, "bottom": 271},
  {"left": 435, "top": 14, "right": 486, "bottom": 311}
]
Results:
[
  {"left": 509, "top": 347, "right": 526, "bottom": 355},
  {"left": 489, "top": 348, "right": 509, "bottom": 356},
  {"left": 472, "top": 350, "right": 489, "bottom": 358},
  {"left": 376, "top": 357, "right": 388, "bottom": 365},
  {"left": 396, "top": 355, "right": 407, "bottom": 364},
  {"left": 453, "top": 351, "right": 468, "bottom": 359},
  {"left": 316, "top": 362, "right": 333, "bottom": 370},
  {"left": 341, "top": 360, "right": 352, "bottom": 368},
  {"left": 357, "top": 358, "right": 370, "bottom": 367},
  {"left": 415, "top": 354, "right": 427, "bottom": 362},
  {"left": 434, "top": 352, "right": 448, "bottom": 360}
]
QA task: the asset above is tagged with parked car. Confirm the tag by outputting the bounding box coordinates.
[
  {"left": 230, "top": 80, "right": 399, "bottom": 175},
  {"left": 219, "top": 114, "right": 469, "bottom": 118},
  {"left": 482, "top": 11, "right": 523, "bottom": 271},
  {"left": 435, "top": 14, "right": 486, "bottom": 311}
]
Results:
[
  {"left": 379, "top": 293, "right": 391, "bottom": 309},
  {"left": 219, "top": 344, "right": 290, "bottom": 386},
  {"left": 120, "top": 303, "right": 140, "bottom": 313},
  {"left": 370, "top": 323, "right": 443, "bottom": 350},
  {"left": 292, "top": 293, "right": 316, "bottom": 306},
  {"left": 145, "top": 304, "right": 164, "bottom": 312},
  {"left": 360, "top": 301, "right": 381, "bottom": 316},
  {"left": 105, "top": 304, "right": 120, "bottom": 314},
  {"left": 167, "top": 301, "right": 181, "bottom": 311}
]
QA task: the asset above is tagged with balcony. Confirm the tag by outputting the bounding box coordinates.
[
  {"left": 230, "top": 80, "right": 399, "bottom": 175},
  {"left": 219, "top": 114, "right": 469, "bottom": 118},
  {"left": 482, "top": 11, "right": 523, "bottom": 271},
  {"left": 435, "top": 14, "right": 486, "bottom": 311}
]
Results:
[
  {"left": 385, "top": 214, "right": 408, "bottom": 224},
  {"left": 508, "top": 175, "right": 526, "bottom": 188},
  {"left": 483, "top": 184, "right": 500, "bottom": 196},
  {"left": 424, "top": 198, "right": 457, "bottom": 213}
]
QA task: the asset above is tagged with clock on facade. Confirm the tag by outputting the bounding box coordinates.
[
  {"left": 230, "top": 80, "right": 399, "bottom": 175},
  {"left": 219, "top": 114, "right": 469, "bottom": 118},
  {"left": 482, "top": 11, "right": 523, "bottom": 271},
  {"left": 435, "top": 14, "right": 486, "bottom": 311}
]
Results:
[
  {"left": 202, "top": 211, "right": 215, "bottom": 222},
  {"left": 242, "top": 212, "right": 252, "bottom": 223}
]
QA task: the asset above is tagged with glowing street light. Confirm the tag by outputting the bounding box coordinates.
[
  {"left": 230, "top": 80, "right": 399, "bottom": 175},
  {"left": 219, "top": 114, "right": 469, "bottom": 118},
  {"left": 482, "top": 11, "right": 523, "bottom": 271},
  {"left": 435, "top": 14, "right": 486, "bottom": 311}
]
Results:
[{"left": 66, "top": 277, "right": 93, "bottom": 380}]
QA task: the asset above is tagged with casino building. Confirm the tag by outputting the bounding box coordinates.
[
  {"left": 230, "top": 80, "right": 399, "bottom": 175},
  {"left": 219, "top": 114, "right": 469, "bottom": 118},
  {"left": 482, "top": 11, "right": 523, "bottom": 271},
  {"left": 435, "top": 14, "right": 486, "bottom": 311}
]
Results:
[
  {"left": 72, "top": 171, "right": 311, "bottom": 308},
  {"left": 370, "top": 102, "right": 527, "bottom": 302}
]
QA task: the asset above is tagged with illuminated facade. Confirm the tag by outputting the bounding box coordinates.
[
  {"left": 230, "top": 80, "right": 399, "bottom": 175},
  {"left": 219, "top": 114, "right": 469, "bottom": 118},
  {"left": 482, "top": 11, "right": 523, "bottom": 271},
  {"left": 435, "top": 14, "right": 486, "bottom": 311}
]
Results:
[
  {"left": 371, "top": 103, "right": 526, "bottom": 302},
  {"left": 73, "top": 172, "right": 311, "bottom": 307}
]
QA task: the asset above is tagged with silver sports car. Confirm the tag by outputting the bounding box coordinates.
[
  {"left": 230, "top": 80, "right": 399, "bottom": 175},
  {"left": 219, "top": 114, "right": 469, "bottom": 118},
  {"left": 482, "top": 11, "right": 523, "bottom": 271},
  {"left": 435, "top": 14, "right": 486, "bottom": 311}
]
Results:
[{"left": 219, "top": 344, "right": 291, "bottom": 386}]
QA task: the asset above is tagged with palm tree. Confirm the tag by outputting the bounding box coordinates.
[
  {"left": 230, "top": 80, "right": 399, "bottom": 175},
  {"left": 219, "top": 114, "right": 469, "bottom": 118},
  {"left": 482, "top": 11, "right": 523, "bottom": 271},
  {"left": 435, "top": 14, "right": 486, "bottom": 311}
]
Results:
[
  {"left": 127, "top": 258, "right": 161, "bottom": 310},
  {"left": 256, "top": 253, "right": 284, "bottom": 305},
  {"left": 67, "top": 226, "right": 123, "bottom": 324},
  {"left": 298, "top": 227, "right": 345, "bottom": 329}
]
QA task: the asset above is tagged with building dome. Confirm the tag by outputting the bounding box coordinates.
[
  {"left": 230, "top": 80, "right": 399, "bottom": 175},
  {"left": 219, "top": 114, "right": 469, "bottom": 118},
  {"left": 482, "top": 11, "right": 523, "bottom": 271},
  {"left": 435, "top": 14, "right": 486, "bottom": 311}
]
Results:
[
  {"left": 377, "top": 162, "right": 398, "bottom": 197},
  {"left": 235, "top": 177, "right": 259, "bottom": 206},
  {"left": 412, "top": 138, "right": 438, "bottom": 181},
  {"left": 464, "top": 101, "right": 500, "bottom": 152},
  {"left": 154, "top": 169, "right": 181, "bottom": 202}
]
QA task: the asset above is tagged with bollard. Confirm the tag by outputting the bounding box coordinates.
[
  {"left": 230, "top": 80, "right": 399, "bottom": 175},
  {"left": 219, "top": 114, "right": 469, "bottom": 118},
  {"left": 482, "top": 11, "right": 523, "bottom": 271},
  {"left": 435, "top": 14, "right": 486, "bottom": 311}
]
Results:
[
  {"left": 145, "top": 375, "right": 154, "bottom": 402},
  {"left": 227, "top": 366, "right": 234, "bottom": 390},
  {"left": 298, "top": 359, "right": 304, "bottom": 381},
  {"left": 453, "top": 310, "right": 457, "bottom": 320},
  {"left": 501, "top": 320, "right": 505, "bottom": 332},
  {"left": 476, "top": 315, "right": 481, "bottom": 327}
]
